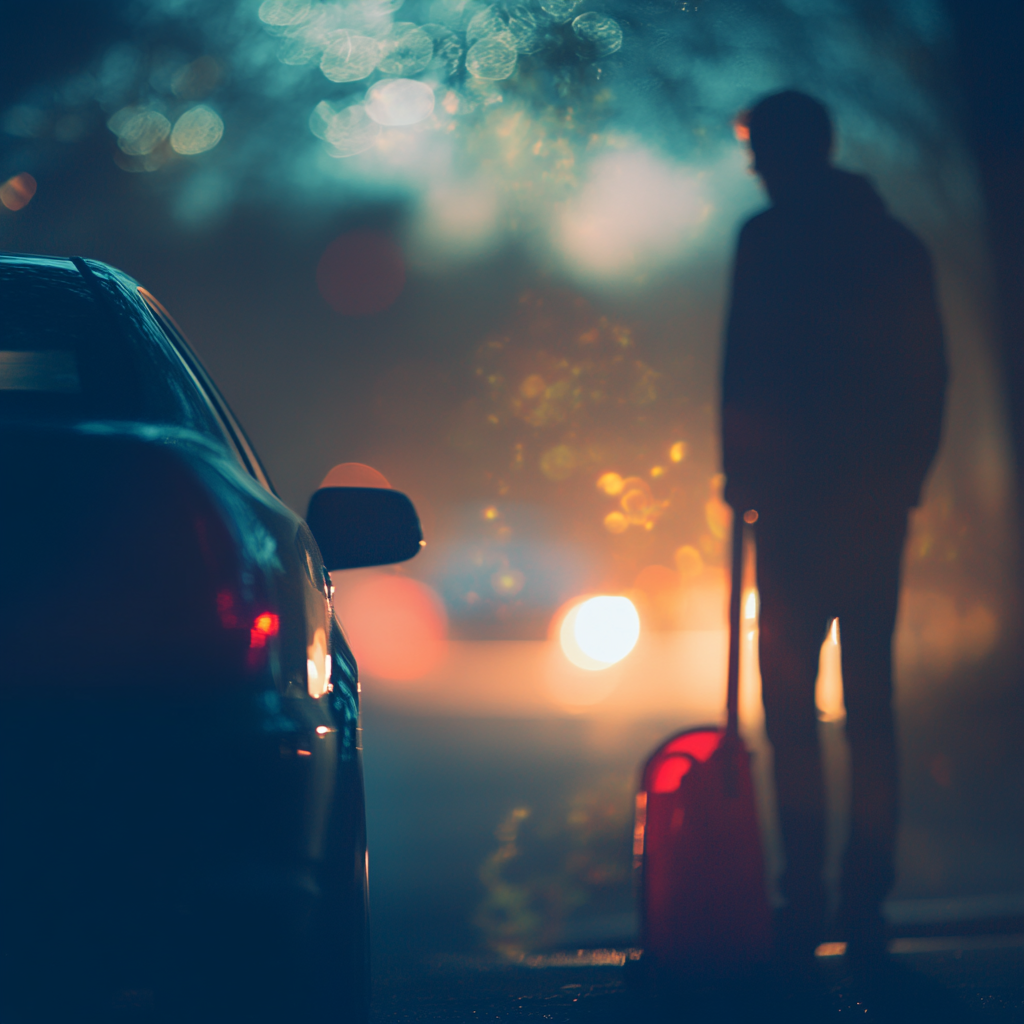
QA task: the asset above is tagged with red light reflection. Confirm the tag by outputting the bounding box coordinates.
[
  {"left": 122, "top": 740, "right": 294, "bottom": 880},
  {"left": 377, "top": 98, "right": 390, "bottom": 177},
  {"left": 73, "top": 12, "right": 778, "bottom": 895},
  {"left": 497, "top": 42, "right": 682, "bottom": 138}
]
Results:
[
  {"left": 648, "top": 729, "right": 722, "bottom": 793},
  {"left": 316, "top": 231, "right": 406, "bottom": 316},
  {"left": 663, "top": 729, "right": 721, "bottom": 762},
  {"left": 652, "top": 757, "right": 693, "bottom": 793}
]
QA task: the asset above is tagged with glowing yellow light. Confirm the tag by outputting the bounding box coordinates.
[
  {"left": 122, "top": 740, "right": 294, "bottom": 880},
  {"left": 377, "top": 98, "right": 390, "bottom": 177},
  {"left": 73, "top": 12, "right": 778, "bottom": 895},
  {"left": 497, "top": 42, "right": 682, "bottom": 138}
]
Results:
[
  {"left": 604, "top": 511, "right": 628, "bottom": 534},
  {"left": 560, "top": 596, "right": 640, "bottom": 671},
  {"left": 650, "top": 465, "right": 665, "bottom": 478},
  {"left": 830, "top": 618, "right": 839, "bottom": 645},
  {"left": 669, "top": 441, "right": 687, "bottom": 463},
  {"left": 491, "top": 569, "right": 524, "bottom": 596},
  {"left": 482, "top": 505, "right": 500, "bottom": 520},
  {"left": 744, "top": 589, "right": 758, "bottom": 620},
  {"left": 597, "top": 471, "right": 624, "bottom": 495},
  {"left": 315, "top": 725, "right": 334, "bottom": 735}
]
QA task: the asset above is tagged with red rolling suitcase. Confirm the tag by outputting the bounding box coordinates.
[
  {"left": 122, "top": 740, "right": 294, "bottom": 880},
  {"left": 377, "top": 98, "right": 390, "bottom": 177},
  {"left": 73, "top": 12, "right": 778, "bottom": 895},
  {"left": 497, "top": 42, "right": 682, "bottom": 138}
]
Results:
[{"left": 634, "top": 514, "right": 773, "bottom": 980}]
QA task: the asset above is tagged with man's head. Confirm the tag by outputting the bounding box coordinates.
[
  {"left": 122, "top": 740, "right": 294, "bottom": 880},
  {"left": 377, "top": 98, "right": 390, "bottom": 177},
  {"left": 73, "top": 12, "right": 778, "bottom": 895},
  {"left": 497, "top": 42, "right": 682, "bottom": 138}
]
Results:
[{"left": 740, "top": 91, "right": 833, "bottom": 197}]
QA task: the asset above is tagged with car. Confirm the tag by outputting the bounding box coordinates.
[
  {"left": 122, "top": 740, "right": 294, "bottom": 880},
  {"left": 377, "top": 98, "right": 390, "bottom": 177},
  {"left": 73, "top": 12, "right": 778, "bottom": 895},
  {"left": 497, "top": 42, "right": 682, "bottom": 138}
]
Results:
[{"left": 0, "top": 252, "right": 423, "bottom": 1023}]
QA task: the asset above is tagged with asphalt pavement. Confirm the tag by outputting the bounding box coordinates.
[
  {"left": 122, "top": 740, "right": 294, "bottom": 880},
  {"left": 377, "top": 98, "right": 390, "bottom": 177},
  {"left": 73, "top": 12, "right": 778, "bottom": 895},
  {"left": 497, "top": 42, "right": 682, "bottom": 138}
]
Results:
[{"left": 371, "top": 936, "right": 1023, "bottom": 1023}]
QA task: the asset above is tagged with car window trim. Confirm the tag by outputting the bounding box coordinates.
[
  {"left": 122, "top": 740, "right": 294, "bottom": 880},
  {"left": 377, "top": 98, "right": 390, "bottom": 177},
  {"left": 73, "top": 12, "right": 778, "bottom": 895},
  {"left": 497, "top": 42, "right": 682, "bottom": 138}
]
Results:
[{"left": 137, "top": 288, "right": 276, "bottom": 495}]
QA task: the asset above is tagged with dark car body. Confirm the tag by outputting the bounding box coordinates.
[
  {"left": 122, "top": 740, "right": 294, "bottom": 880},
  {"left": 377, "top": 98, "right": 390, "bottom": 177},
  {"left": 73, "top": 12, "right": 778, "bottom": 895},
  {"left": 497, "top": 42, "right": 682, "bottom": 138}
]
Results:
[{"left": 0, "top": 253, "right": 418, "bottom": 1022}]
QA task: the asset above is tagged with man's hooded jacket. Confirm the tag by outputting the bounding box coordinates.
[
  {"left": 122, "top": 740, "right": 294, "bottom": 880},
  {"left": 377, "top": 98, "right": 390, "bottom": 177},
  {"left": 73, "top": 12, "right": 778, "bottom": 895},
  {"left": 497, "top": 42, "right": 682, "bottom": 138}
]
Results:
[{"left": 721, "top": 168, "right": 947, "bottom": 517}]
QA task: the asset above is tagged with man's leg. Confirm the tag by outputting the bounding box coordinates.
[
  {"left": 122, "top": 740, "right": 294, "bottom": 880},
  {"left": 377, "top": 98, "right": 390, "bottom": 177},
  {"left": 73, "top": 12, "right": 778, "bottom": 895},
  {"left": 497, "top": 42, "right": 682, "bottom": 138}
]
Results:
[
  {"left": 834, "top": 511, "right": 907, "bottom": 963},
  {"left": 757, "top": 531, "right": 829, "bottom": 961}
]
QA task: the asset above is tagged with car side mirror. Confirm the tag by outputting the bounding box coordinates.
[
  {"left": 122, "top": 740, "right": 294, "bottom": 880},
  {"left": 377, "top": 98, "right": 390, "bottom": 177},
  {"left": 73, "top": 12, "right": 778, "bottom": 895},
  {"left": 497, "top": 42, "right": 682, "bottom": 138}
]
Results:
[{"left": 306, "top": 486, "right": 424, "bottom": 571}]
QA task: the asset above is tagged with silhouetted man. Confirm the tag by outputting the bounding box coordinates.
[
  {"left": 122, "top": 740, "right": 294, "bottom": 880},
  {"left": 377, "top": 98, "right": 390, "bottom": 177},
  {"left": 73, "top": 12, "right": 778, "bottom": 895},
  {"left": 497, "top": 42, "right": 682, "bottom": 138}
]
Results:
[{"left": 721, "top": 92, "right": 947, "bottom": 972}]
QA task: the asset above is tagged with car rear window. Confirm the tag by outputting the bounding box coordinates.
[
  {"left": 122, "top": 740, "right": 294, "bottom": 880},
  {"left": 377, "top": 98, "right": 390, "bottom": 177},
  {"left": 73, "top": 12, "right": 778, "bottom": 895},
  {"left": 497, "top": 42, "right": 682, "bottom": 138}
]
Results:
[{"left": 0, "top": 255, "right": 224, "bottom": 442}]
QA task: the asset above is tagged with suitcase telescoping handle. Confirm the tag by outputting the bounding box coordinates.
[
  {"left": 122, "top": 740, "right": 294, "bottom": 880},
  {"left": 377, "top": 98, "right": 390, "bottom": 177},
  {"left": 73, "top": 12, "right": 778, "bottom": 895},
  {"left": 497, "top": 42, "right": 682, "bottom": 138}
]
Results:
[{"left": 725, "top": 510, "right": 749, "bottom": 741}]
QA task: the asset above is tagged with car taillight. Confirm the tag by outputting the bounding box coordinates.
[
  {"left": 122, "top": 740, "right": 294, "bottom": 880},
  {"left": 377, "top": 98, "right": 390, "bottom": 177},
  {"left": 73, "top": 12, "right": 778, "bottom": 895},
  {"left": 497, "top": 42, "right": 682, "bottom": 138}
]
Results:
[{"left": 249, "top": 612, "right": 280, "bottom": 647}]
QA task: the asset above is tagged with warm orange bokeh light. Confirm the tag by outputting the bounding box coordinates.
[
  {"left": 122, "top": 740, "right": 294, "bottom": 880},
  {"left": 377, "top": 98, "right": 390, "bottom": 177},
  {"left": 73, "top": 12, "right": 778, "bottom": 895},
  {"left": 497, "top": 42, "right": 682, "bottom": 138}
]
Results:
[
  {"left": 0, "top": 173, "right": 36, "bottom": 211},
  {"left": 319, "top": 462, "right": 391, "bottom": 488},
  {"left": 333, "top": 573, "right": 447, "bottom": 681}
]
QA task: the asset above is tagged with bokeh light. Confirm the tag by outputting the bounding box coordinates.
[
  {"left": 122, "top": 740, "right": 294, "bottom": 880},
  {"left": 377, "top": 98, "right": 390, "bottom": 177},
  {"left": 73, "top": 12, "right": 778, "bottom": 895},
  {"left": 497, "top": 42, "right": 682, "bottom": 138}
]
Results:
[
  {"left": 571, "top": 12, "right": 623, "bottom": 57},
  {"left": 107, "top": 106, "right": 170, "bottom": 156},
  {"left": 365, "top": 78, "right": 435, "bottom": 126},
  {"left": 378, "top": 23, "right": 434, "bottom": 76},
  {"left": 674, "top": 544, "right": 703, "bottom": 578},
  {"left": 0, "top": 173, "right": 36, "bottom": 211},
  {"left": 558, "top": 595, "right": 640, "bottom": 671},
  {"left": 332, "top": 573, "right": 448, "bottom": 681},
  {"left": 466, "top": 37, "right": 518, "bottom": 80},
  {"left": 319, "top": 462, "right": 391, "bottom": 488},
  {"left": 170, "top": 105, "right": 224, "bottom": 155},
  {"left": 321, "top": 32, "right": 381, "bottom": 83},
  {"left": 316, "top": 230, "right": 405, "bottom": 315},
  {"left": 310, "top": 102, "right": 381, "bottom": 157}
]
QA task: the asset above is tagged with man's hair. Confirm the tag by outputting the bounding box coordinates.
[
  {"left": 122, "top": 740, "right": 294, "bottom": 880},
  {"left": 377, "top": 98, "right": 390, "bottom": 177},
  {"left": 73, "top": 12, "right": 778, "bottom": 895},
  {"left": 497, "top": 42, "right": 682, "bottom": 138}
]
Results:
[{"left": 744, "top": 91, "right": 833, "bottom": 167}]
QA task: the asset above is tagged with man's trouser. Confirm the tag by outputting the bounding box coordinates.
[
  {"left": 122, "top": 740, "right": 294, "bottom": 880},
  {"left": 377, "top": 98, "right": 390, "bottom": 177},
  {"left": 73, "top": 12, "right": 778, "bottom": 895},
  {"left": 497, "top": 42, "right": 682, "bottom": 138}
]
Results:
[{"left": 755, "top": 502, "right": 909, "bottom": 944}]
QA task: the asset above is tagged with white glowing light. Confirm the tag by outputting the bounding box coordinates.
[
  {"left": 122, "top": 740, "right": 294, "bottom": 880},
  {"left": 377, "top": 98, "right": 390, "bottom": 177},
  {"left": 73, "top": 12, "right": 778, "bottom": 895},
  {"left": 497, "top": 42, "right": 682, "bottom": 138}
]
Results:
[
  {"left": 465, "top": 37, "right": 517, "bottom": 80},
  {"left": 108, "top": 107, "right": 170, "bottom": 156},
  {"left": 365, "top": 78, "right": 435, "bottom": 126},
  {"left": 571, "top": 12, "right": 623, "bottom": 57},
  {"left": 557, "top": 148, "right": 710, "bottom": 280},
  {"left": 378, "top": 23, "right": 435, "bottom": 76},
  {"left": 321, "top": 31, "right": 381, "bottom": 83},
  {"left": 560, "top": 596, "right": 640, "bottom": 671},
  {"left": 170, "top": 106, "right": 224, "bottom": 155},
  {"left": 744, "top": 589, "right": 758, "bottom": 620}
]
